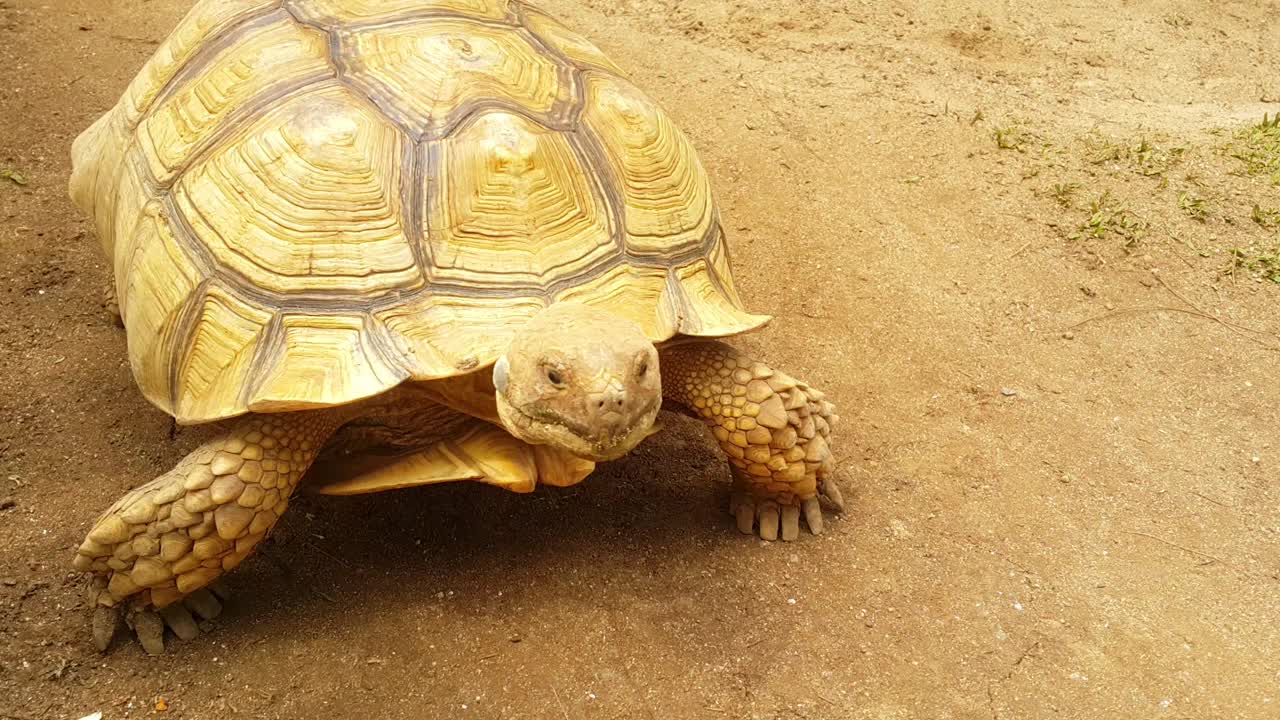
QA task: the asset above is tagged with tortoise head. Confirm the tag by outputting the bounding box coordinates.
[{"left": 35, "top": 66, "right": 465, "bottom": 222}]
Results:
[{"left": 493, "top": 302, "right": 662, "bottom": 462}]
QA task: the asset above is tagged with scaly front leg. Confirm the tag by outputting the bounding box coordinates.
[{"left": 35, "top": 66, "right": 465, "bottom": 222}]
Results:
[
  {"left": 661, "top": 341, "right": 845, "bottom": 541},
  {"left": 73, "top": 410, "right": 345, "bottom": 653}
]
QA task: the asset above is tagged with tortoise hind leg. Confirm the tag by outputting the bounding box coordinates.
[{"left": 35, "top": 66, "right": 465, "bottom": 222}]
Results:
[
  {"left": 103, "top": 279, "right": 124, "bottom": 328},
  {"left": 75, "top": 409, "right": 346, "bottom": 654}
]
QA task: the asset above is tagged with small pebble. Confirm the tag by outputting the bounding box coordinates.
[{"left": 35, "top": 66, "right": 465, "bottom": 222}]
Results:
[
  {"left": 1000, "top": 387, "right": 1018, "bottom": 397},
  {"left": 0, "top": 497, "right": 15, "bottom": 510},
  {"left": 1062, "top": 331, "right": 1075, "bottom": 340}
]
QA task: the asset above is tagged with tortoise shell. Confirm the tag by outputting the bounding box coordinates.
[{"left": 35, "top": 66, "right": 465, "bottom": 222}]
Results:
[{"left": 68, "top": 0, "right": 769, "bottom": 424}]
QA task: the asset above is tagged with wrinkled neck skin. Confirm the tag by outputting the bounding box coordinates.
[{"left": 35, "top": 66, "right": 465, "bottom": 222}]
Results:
[{"left": 494, "top": 303, "right": 662, "bottom": 462}]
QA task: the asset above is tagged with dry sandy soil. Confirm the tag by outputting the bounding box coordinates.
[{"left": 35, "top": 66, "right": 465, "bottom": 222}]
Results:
[{"left": 2, "top": 0, "right": 1279, "bottom": 718}]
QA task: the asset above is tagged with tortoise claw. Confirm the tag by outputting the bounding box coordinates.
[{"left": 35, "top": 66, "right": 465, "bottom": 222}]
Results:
[
  {"left": 87, "top": 582, "right": 230, "bottom": 654},
  {"left": 732, "top": 493, "right": 756, "bottom": 534},
  {"left": 819, "top": 474, "right": 845, "bottom": 511},
  {"left": 780, "top": 505, "right": 801, "bottom": 541},
  {"left": 91, "top": 605, "right": 121, "bottom": 652},
  {"left": 128, "top": 609, "right": 166, "bottom": 656},
  {"left": 207, "top": 579, "right": 232, "bottom": 601},
  {"left": 183, "top": 588, "right": 224, "bottom": 621},
  {"left": 802, "top": 496, "right": 824, "bottom": 535},
  {"left": 728, "top": 491, "right": 829, "bottom": 541},
  {"left": 757, "top": 502, "right": 780, "bottom": 541},
  {"left": 159, "top": 605, "right": 200, "bottom": 641}
]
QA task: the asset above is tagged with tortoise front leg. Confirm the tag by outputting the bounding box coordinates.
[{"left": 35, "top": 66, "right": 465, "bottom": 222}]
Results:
[
  {"left": 660, "top": 341, "right": 844, "bottom": 541},
  {"left": 74, "top": 409, "right": 345, "bottom": 654}
]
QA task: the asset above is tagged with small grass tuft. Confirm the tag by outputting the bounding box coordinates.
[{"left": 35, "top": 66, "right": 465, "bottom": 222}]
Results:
[
  {"left": 1252, "top": 204, "right": 1280, "bottom": 229},
  {"left": 993, "top": 121, "right": 1051, "bottom": 155},
  {"left": 1070, "top": 192, "right": 1149, "bottom": 248},
  {"left": 1227, "top": 244, "right": 1280, "bottom": 284},
  {"left": 1049, "top": 182, "right": 1080, "bottom": 208},
  {"left": 994, "top": 125, "right": 1024, "bottom": 150},
  {"left": 1085, "top": 132, "right": 1186, "bottom": 176},
  {"left": 1225, "top": 114, "right": 1280, "bottom": 184},
  {"left": 1177, "top": 192, "right": 1208, "bottom": 222}
]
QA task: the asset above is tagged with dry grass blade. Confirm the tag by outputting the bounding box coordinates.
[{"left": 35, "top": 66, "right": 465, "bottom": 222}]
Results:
[
  {"left": 1069, "top": 275, "right": 1280, "bottom": 352},
  {"left": 1153, "top": 274, "right": 1279, "bottom": 344},
  {"left": 1120, "top": 530, "right": 1226, "bottom": 567}
]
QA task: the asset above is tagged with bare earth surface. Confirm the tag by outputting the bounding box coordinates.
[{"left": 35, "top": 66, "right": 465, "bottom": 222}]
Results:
[{"left": 2, "top": 1, "right": 1279, "bottom": 718}]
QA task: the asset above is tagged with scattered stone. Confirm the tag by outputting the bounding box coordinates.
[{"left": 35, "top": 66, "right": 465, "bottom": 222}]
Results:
[
  {"left": 889, "top": 519, "right": 912, "bottom": 538},
  {"left": 44, "top": 657, "right": 70, "bottom": 680},
  {"left": 1000, "top": 387, "right": 1018, "bottom": 397}
]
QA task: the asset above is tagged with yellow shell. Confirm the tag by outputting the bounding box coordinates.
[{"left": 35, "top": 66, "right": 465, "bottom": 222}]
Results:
[{"left": 68, "top": 0, "right": 770, "bottom": 424}]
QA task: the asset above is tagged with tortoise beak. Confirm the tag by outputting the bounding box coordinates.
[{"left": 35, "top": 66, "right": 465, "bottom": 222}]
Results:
[
  {"left": 494, "top": 390, "right": 661, "bottom": 463},
  {"left": 584, "top": 397, "right": 662, "bottom": 461}
]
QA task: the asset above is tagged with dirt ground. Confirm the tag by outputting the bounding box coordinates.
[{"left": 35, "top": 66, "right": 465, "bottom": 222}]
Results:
[{"left": 2, "top": 0, "right": 1279, "bottom": 717}]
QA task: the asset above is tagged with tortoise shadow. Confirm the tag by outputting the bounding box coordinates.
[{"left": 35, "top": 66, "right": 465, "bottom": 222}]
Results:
[{"left": 201, "top": 417, "right": 749, "bottom": 647}]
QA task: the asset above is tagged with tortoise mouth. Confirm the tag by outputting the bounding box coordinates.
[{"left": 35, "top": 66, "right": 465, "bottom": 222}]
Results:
[{"left": 496, "top": 392, "right": 660, "bottom": 462}]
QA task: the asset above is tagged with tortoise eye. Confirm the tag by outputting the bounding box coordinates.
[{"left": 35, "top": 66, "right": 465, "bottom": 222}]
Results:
[
  {"left": 636, "top": 359, "right": 649, "bottom": 378},
  {"left": 545, "top": 366, "right": 565, "bottom": 386}
]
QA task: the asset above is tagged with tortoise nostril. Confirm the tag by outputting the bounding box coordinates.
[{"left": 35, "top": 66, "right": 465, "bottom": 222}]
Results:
[{"left": 594, "top": 388, "right": 628, "bottom": 417}]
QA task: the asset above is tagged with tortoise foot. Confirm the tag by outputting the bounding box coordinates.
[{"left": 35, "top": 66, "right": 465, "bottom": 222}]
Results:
[
  {"left": 661, "top": 342, "right": 847, "bottom": 541},
  {"left": 73, "top": 412, "right": 341, "bottom": 652},
  {"left": 92, "top": 584, "right": 227, "bottom": 655},
  {"left": 730, "top": 491, "right": 825, "bottom": 541},
  {"left": 729, "top": 475, "right": 844, "bottom": 542}
]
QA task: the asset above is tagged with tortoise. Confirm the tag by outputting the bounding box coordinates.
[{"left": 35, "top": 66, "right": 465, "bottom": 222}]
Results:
[{"left": 68, "top": 0, "right": 845, "bottom": 654}]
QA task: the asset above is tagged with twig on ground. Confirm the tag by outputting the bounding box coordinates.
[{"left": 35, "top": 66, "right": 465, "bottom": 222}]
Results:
[
  {"left": 551, "top": 687, "right": 570, "bottom": 720},
  {"left": 1191, "top": 491, "right": 1232, "bottom": 508},
  {"left": 1121, "top": 530, "right": 1225, "bottom": 566},
  {"left": 1153, "top": 273, "right": 1274, "bottom": 340}
]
